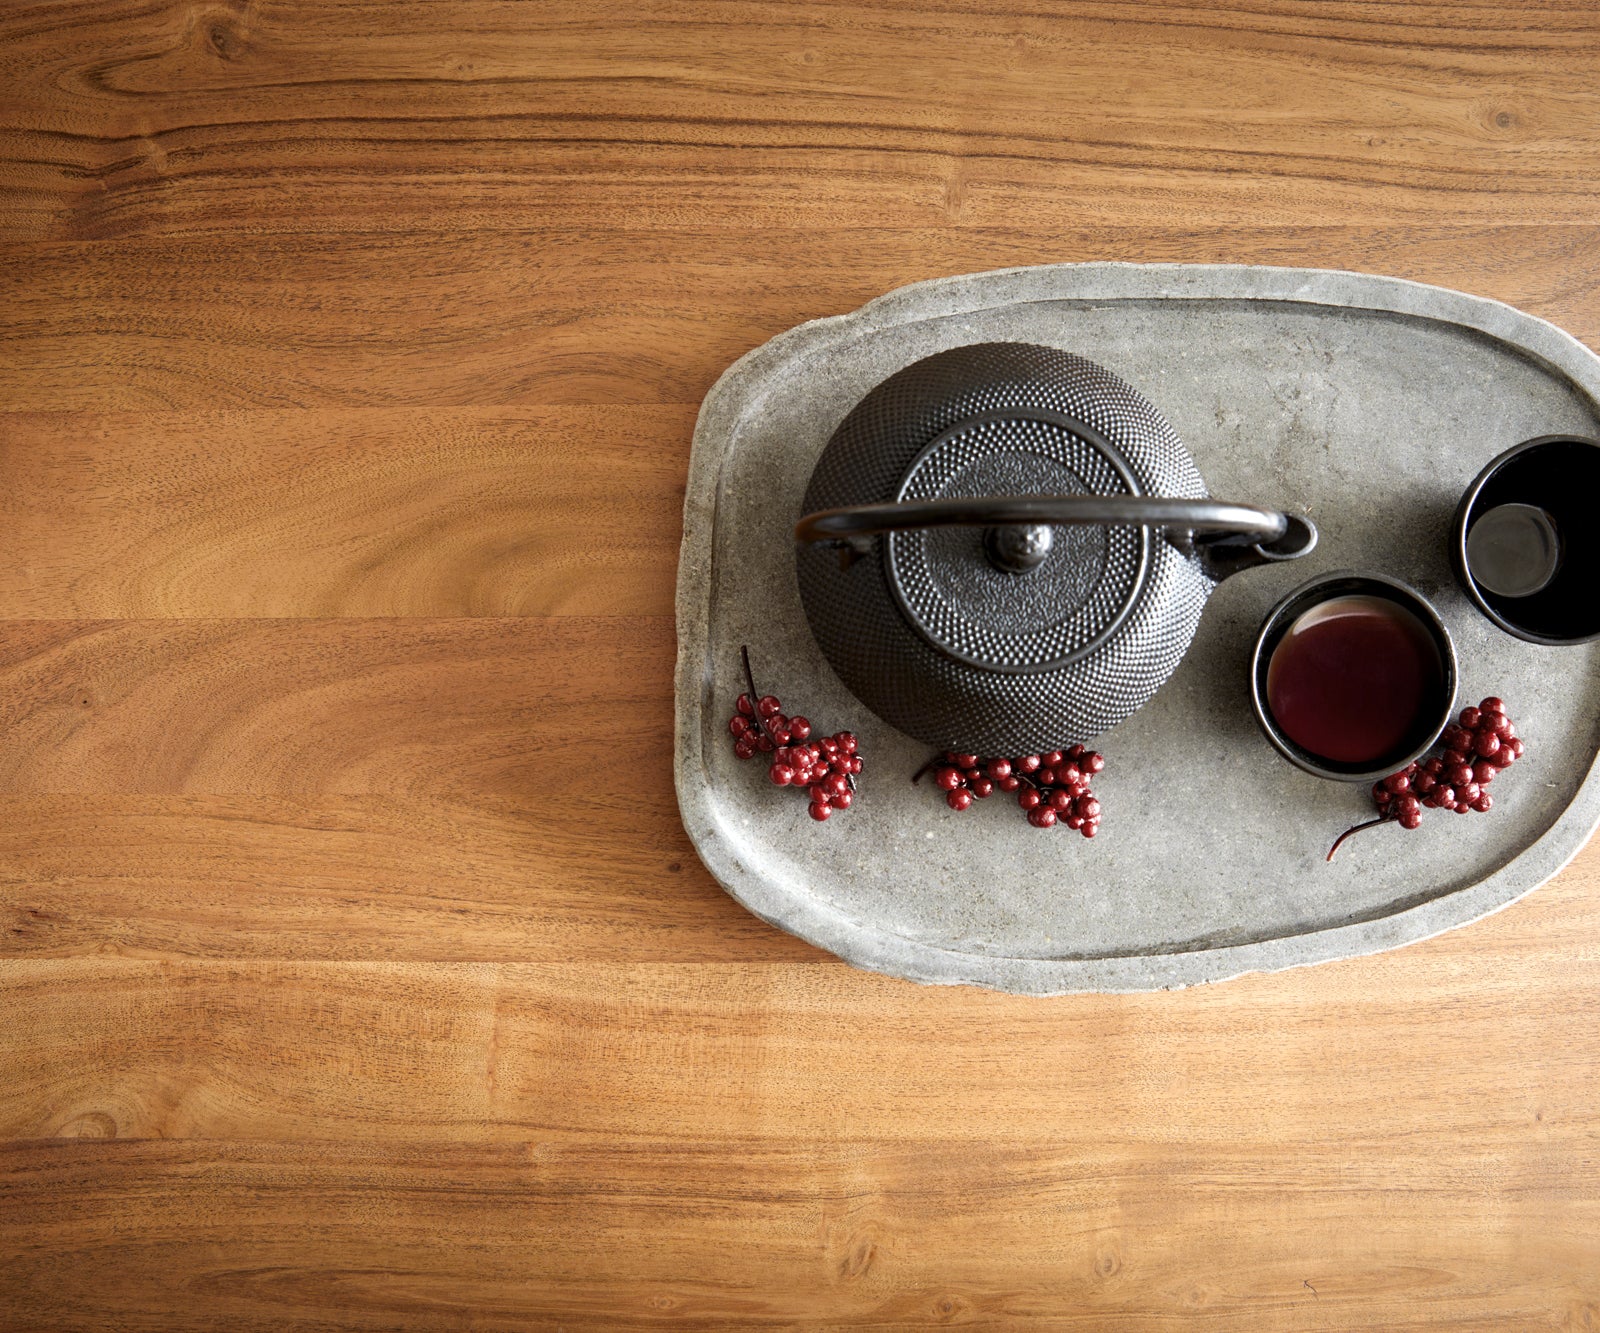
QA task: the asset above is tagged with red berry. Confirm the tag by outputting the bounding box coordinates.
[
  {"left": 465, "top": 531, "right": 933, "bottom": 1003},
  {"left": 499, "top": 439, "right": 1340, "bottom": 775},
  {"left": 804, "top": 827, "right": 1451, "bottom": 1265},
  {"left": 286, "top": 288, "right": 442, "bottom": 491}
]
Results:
[
  {"left": 824, "top": 774, "right": 849, "bottom": 798},
  {"left": 1454, "top": 801, "right": 1471, "bottom": 814},
  {"left": 757, "top": 695, "right": 781, "bottom": 718},
  {"left": 808, "top": 784, "right": 828, "bottom": 803},
  {"left": 772, "top": 729, "right": 792, "bottom": 747},
  {"left": 1460, "top": 707, "right": 1481, "bottom": 729},
  {"left": 1475, "top": 731, "right": 1501, "bottom": 758},
  {"left": 838, "top": 733, "right": 859, "bottom": 755},
  {"left": 1399, "top": 810, "right": 1422, "bottom": 830},
  {"left": 848, "top": 757, "right": 863, "bottom": 774},
  {"left": 947, "top": 789, "right": 973, "bottom": 811},
  {"left": 1083, "top": 752, "right": 1106, "bottom": 774},
  {"left": 1050, "top": 789, "right": 1072, "bottom": 812},
  {"left": 1019, "top": 788, "right": 1042, "bottom": 810},
  {"left": 971, "top": 778, "right": 994, "bottom": 799},
  {"left": 809, "top": 802, "right": 831, "bottom": 822},
  {"left": 789, "top": 717, "right": 811, "bottom": 741},
  {"left": 998, "top": 775, "right": 1021, "bottom": 792},
  {"left": 1397, "top": 794, "right": 1421, "bottom": 818},
  {"left": 1442, "top": 749, "right": 1468, "bottom": 769},
  {"left": 755, "top": 735, "right": 774, "bottom": 753},
  {"left": 1472, "top": 792, "right": 1492, "bottom": 813},
  {"left": 1496, "top": 717, "right": 1516, "bottom": 740},
  {"left": 1422, "top": 757, "right": 1444, "bottom": 776},
  {"left": 1372, "top": 781, "right": 1391, "bottom": 805},
  {"left": 986, "top": 758, "right": 1012, "bottom": 781},
  {"left": 770, "top": 764, "right": 794, "bottom": 786},
  {"left": 729, "top": 715, "right": 750, "bottom": 738},
  {"left": 1078, "top": 796, "right": 1102, "bottom": 819},
  {"left": 1036, "top": 768, "right": 1056, "bottom": 786},
  {"left": 1032, "top": 807, "right": 1058, "bottom": 828},
  {"left": 1480, "top": 696, "right": 1504, "bottom": 714},
  {"left": 1058, "top": 764, "right": 1082, "bottom": 788},
  {"left": 1382, "top": 772, "right": 1411, "bottom": 795},
  {"left": 830, "top": 790, "right": 853, "bottom": 810},
  {"left": 1067, "top": 744, "right": 1086, "bottom": 760},
  {"left": 736, "top": 694, "right": 754, "bottom": 717},
  {"left": 1473, "top": 760, "right": 1497, "bottom": 785},
  {"left": 1458, "top": 781, "right": 1481, "bottom": 804},
  {"left": 1081, "top": 821, "right": 1099, "bottom": 838},
  {"left": 935, "top": 766, "right": 963, "bottom": 791},
  {"left": 1434, "top": 785, "right": 1456, "bottom": 808},
  {"left": 1018, "top": 755, "right": 1042, "bottom": 773},
  {"left": 1509, "top": 737, "right": 1524, "bottom": 758},
  {"left": 953, "top": 753, "right": 978, "bottom": 770},
  {"left": 734, "top": 738, "right": 755, "bottom": 760},
  {"left": 1447, "top": 763, "right": 1474, "bottom": 787},
  {"left": 1414, "top": 772, "right": 1437, "bottom": 795},
  {"left": 1044, "top": 751, "right": 1064, "bottom": 767}
]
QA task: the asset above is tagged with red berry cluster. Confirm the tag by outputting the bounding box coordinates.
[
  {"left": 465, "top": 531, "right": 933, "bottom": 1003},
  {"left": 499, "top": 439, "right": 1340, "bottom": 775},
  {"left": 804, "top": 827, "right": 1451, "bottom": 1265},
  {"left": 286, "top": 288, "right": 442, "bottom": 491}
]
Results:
[
  {"left": 727, "top": 648, "right": 862, "bottom": 823},
  {"left": 1373, "top": 696, "right": 1523, "bottom": 826},
  {"left": 1329, "top": 696, "right": 1525, "bottom": 859},
  {"left": 924, "top": 746, "right": 1105, "bottom": 835}
]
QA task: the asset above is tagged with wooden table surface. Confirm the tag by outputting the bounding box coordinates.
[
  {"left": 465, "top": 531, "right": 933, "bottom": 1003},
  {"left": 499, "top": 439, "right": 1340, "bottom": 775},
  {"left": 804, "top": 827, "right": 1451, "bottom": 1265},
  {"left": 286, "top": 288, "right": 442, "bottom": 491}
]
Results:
[{"left": 3, "top": 2, "right": 1599, "bottom": 1328}]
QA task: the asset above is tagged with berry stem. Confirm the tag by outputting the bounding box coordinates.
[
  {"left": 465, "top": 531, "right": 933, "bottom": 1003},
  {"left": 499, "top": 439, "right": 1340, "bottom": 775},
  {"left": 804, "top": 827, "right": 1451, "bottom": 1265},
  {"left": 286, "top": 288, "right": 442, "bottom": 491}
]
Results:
[
  {"left": 740, "top": 645, "right": 779, "bottom": 748},
  {"left": 910, "top": 755, "right": 940, "bottom": 785},
  {"left": 1326, "top": 815, "right": 1396, "bottom": 862}
]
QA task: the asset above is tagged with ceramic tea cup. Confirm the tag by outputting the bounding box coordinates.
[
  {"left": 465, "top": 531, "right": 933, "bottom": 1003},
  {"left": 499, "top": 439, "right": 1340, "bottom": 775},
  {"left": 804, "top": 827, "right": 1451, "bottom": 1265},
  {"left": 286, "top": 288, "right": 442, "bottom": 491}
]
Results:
[
  {"left": 1453, "top": 434, "right": 1600, "bottom": 645},
  {"left": 1250, "top": 572, "right": 1458, "bottom": 782}
]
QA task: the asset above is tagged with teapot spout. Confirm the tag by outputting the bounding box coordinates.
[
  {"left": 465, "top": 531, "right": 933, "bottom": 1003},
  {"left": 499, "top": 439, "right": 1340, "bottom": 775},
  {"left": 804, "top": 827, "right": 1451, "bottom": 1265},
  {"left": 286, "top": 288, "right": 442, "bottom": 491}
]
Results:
[{"left": 1184, "top": 512, "right": 1318, "bottom": 582}]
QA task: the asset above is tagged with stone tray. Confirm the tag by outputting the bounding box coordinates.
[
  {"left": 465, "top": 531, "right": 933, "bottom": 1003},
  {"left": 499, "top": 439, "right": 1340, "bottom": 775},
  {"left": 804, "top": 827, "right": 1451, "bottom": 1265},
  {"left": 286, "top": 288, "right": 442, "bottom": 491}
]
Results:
[{"left": 674, "top": 264, "right": 1600, "bottom": 994}]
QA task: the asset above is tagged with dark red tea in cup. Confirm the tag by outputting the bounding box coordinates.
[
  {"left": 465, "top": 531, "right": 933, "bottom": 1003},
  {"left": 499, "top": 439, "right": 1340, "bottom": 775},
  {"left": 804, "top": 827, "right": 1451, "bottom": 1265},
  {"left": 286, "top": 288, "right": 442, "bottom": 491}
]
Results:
[{"left": 1265, "top": 594, "right": 1445, "bottom": 767}]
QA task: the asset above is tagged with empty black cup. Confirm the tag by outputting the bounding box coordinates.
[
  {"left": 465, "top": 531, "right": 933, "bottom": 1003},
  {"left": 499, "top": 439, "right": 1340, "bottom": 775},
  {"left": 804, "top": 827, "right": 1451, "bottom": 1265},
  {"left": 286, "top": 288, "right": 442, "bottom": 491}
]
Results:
[{"left": 1454, "top": 435, "right": 1600, "bottom": 645}]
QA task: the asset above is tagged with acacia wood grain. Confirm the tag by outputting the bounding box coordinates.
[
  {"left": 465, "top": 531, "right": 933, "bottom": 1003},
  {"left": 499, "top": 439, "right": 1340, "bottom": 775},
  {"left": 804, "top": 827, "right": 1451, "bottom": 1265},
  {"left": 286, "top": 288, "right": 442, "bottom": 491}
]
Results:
[
  {"left": 0, "top": 409, "right": 687, "bottom": 619},
  {"left": 0, "top": 617, "right": 670, "bottom": 796},
  {"left": 5, "top": 226, "right": 1600, "bottom": 412},
  {"left": 0, "top": 794, "right": 814, "bottom": 962},
  {"left": 4, "top": 1, "right": 1599, "bottom": 240},
  {"left": 4, "top": 859, "right": 1599, "bottom": 1142},
  {"left": 2, "top": 1137, "right": 1595, "bottom": 1331}
]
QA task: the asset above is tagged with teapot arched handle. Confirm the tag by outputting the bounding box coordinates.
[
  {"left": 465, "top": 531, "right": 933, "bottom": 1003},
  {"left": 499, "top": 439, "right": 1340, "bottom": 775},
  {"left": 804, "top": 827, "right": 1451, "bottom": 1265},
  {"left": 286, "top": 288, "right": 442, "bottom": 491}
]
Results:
[{"left": 794, "top": 495, "right": 1317, "bottom": 579}]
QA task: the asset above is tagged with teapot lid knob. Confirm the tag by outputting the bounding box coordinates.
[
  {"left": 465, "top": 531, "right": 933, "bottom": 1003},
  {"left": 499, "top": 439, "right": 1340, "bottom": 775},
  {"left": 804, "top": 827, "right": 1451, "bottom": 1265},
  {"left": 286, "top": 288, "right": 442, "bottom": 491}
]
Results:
[{"left": 984, "top": 522, "right": 1054, "bottom": 573}]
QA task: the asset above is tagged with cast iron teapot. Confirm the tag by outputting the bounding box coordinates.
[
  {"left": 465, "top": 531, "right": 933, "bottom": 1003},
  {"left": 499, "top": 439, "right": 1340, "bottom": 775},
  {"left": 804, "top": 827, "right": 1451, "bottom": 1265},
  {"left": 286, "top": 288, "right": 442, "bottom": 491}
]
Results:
[{"left": 794, "top": 342, "right": 1316, "bottom": 754}]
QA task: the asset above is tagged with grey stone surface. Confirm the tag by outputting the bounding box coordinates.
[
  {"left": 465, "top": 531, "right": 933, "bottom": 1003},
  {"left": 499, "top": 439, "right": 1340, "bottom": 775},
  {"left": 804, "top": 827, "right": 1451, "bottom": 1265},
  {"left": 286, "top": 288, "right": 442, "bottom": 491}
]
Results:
[{"left": 674, "top": 263, "right": 1600, "bottom": 994}]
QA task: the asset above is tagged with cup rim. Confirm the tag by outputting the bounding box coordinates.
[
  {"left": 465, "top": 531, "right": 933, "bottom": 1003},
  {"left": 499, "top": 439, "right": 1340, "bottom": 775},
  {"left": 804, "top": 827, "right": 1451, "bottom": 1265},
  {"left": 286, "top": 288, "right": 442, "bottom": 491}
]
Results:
[
  {"left": 1453, "top": 433, "right": 1600, "bottom": 646},
  {"left": 1250, "top": 570, "right": 1459, "bottom": 783}
]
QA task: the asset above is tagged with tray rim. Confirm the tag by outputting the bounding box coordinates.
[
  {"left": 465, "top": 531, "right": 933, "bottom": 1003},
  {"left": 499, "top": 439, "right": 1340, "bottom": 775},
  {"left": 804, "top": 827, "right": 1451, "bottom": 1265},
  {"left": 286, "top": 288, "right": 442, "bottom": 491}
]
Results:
[{"left": 674, "top": 262, "right": 1600, "bottom": 994}]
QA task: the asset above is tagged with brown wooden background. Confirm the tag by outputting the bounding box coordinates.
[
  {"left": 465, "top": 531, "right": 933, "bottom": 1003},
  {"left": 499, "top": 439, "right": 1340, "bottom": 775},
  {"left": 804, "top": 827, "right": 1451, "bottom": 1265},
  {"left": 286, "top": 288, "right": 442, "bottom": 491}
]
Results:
[{"left": 3, "top": 2, "right": 1599, "bottom": 1328}]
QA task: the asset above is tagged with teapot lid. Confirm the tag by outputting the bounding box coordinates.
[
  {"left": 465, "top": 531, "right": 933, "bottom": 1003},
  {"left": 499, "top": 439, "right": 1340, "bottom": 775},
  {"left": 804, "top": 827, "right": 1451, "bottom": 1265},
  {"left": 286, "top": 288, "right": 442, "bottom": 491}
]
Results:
[{"left": 886, "top": 407, "right": 1150, "bottom": 673}]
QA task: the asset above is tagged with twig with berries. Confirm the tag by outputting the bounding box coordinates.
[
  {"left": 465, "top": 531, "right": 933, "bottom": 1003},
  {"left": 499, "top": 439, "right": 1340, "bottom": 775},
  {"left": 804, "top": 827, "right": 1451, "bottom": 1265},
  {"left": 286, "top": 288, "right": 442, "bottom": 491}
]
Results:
[
  {"left": 727, "top": 646, "right": 863, "bottom": 823},
  {"left": 918, "top": 746, "right": 1106, "bottom": 835},
  {"left": 1328, "top": 695, "right": 1526, "bottom": 860}
]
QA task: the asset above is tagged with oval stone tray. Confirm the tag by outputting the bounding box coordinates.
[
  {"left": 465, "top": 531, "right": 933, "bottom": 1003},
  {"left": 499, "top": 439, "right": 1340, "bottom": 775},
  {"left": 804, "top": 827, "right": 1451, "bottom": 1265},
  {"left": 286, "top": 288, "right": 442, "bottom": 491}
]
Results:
[{"left": 674, "top": 264, "right": 1600, "bottom": 994}]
